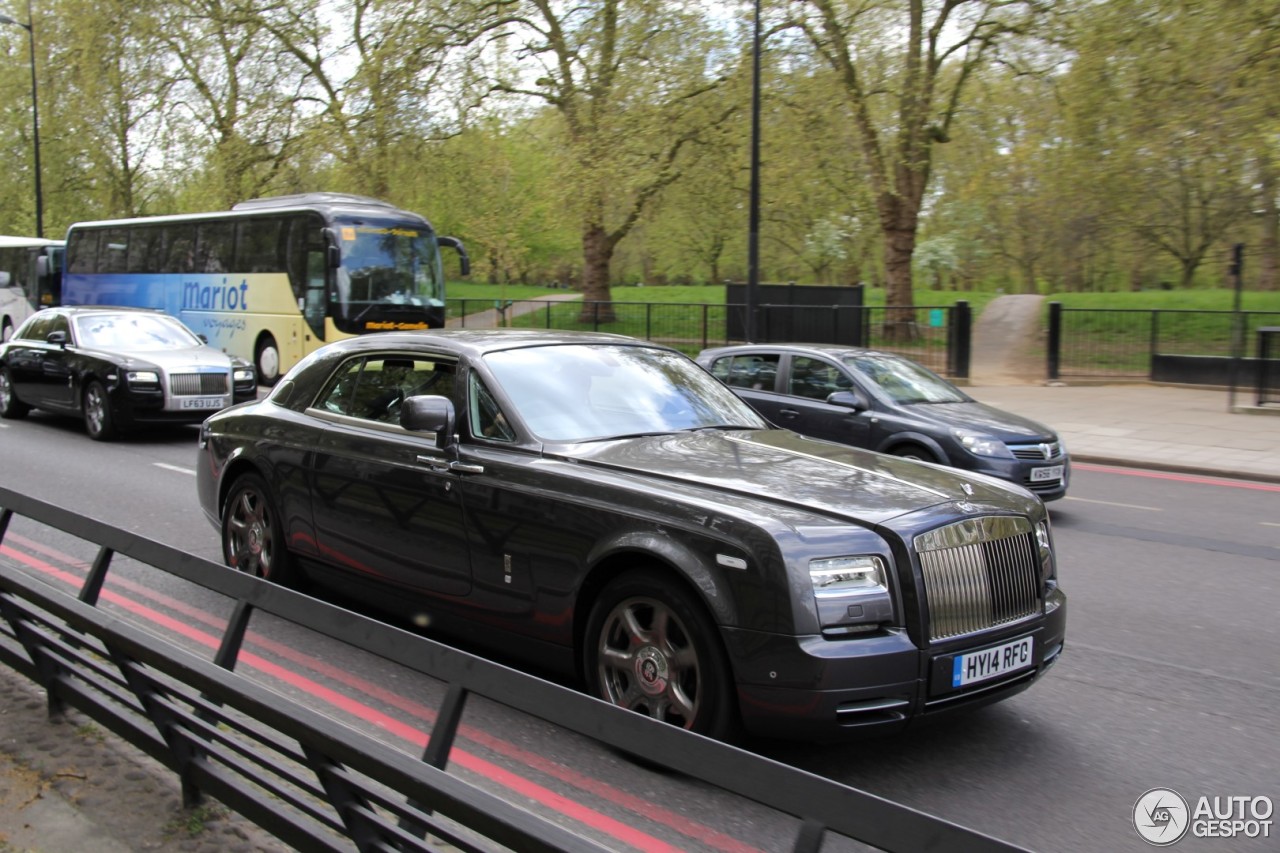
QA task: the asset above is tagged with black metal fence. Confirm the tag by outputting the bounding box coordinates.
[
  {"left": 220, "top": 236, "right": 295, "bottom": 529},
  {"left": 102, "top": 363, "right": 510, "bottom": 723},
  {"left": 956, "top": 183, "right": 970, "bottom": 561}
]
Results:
[
  {"left": 448, "top": 299, "right": 972, "bottom": 378},
  {"left": 0, "top": 485, "right": 1026, "bottom": 853},
  {"left": 1046, "top": 304, "right": 1280, "bottom": 385},
  {"left": 1259, "top": 327, "right": 1280, "bottom": 406}
]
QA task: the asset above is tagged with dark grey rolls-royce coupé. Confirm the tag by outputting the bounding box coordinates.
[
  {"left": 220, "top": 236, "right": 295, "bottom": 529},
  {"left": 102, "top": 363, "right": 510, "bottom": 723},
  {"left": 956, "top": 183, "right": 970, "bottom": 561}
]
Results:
[{"left": 196, "top": 329, "right": 1065, "bottom": 742}]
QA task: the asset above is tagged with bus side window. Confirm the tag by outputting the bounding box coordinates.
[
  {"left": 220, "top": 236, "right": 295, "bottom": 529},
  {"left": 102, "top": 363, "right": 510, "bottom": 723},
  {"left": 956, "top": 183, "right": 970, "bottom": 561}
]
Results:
[
  {"left": 195, "top": 222, "right": 233, "bottom": 273},
  {"left": 164, "top": 225, "right": 196, "bottom": 273},
  {"left": 66, "top": 230, "right": 97, "bottom": 275}
]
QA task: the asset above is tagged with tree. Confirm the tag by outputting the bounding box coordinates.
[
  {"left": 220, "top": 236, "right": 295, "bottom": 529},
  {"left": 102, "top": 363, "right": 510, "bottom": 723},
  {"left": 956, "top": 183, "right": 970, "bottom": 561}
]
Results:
[
  {"left": 790, "top": 0, "right": 1054, "bottom": 337},
  {"left": 471, "top": 0, "right": 734, "bottom": 321}
]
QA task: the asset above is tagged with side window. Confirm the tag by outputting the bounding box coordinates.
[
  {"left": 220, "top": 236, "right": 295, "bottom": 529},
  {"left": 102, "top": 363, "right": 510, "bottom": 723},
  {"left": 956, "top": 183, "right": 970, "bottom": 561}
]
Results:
[
  {"left": 468, "top": 374, "right": 515, "bottom": 442},
  {"left": 100, "top": 228, "right": 130, "bottom": 273},
  {"left": 66, "top": 231, "right": 98, "bottom": 275},
  {"left": 789, "top": 356, "right": 851, "bottom": 400},
  {"left": 19, "top": 314, "right": 51, "bottom": 341},
  {"left": 195, "top": 222, "right": 234, "bottom": 272},
  {"left": 714, "top": 354, "right": 778, "bottom": 391},
  {"left": 164, "top": 225, "right": 197, "bottom": 272},
  {"left": 316, "top": 355, "right": 456, "bottom": 424},
  {"left": 236, "top": 217, "right": 283, "bottom": 273},
  {"left": 128, "top": 226, "right": 167, "bottom": 273}
]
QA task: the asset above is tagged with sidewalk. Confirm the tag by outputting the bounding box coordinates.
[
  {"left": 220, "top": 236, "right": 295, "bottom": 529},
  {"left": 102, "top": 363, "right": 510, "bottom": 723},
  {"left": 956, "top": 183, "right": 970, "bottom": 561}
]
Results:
[{"left": 965, "top": 383, "right": 1280, "bottom": 484}]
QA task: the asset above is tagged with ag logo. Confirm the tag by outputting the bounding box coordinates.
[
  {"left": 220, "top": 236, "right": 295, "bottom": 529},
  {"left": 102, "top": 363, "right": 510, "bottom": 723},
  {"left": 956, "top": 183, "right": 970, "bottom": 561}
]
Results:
[{"left": 1134, "top": 788, "right": 1190, "bottom": 845}]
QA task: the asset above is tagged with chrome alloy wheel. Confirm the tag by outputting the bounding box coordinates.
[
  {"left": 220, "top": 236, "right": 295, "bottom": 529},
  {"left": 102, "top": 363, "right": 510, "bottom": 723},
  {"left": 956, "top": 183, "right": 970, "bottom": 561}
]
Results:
[
  {"left": 224, "top": 486, "right": 277, "bottom": 578},
  {"left": 595, "top": 595, "right": 703, "bottom": 729}
]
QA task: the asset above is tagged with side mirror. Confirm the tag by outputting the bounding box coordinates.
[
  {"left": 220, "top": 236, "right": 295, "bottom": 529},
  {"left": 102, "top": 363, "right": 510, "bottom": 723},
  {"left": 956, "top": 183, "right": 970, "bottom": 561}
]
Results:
[
  {"left": 438, "top": 236, "right": 471, "bottom": 277},
  {"left": 400, "top": 395, "right": 455, "bottom": 447},
  {"left": 826, "top": 390, "right": 868, "bottom": 411},
  {"left": 47, "top": 330, "right": 68, "bottom": 347}
]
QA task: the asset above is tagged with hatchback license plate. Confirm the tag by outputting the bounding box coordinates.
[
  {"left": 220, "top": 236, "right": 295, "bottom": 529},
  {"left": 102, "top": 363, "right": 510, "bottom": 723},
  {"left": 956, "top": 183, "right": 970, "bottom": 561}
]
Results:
[
  {"left": 952, "top": 636, "right": 1034, "bottom": 688},
  {"left": 1031, "top": 464, "right": 1064, "bottom": 482},
  {"left": 180, "top": 396, "right": 226, "bottom": 410}
]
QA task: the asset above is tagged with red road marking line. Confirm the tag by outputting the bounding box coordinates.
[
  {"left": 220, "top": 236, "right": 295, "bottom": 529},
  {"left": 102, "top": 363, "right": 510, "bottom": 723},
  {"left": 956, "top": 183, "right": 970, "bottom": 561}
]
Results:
[
  {"left": 1073, "top": 462, "right": 1280, "bottom": 492},
  {"left": 0, "top": 537, "right": 763, "bottom": 853}
]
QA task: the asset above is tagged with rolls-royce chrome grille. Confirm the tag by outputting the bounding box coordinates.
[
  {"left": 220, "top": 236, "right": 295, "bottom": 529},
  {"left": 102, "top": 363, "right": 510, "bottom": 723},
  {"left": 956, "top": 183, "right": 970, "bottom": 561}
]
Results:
[
  {"left": 915, "top": 516, "right": 1043, "bottom": 641},
  {"left": 170, "top": 372, "right": 229, "bottom": 396}
]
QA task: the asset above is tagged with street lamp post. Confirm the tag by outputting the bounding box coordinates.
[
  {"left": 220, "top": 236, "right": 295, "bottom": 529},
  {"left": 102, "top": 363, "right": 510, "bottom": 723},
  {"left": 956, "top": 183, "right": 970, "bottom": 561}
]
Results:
[{"left": 0, "top": 0, "right": 43, "bottom": 238}]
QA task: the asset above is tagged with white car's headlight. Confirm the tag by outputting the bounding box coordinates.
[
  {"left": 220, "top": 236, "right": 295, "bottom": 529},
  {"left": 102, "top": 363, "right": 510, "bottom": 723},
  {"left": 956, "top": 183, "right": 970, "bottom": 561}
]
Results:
[
  {"left": 809, "top": 555, "right": 894, "bottom": 635},
  {"left": 955, "top": 430, "right": 1013, "bottom": 459},
  {"left": 126, "top": 370, "right": 160, "bottom": 384},
  {"left": 233, "top": 367, "right": 255, "bottom": 383}
]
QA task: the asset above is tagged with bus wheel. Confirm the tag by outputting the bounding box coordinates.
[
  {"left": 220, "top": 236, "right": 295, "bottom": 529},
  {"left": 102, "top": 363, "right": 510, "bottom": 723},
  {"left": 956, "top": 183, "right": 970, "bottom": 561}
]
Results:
[{"left": 255, "top": 335, "right": 281, "bottom": 386}]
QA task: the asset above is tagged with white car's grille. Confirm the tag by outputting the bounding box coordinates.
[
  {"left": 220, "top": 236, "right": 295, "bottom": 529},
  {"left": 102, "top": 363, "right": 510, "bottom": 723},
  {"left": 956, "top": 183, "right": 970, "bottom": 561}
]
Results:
[
  {"left": 915, "top": 516, "right": 1044, "bottom": 641},
  {"left": 170, "top": 372, "right": 229, "bottom": 396}
]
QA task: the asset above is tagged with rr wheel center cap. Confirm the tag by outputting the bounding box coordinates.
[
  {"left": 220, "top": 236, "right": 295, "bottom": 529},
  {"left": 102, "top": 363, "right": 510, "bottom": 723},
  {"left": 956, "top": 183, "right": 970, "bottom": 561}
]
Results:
[{"left": 634, "top": 647, "right": 669, "bottom": 695}]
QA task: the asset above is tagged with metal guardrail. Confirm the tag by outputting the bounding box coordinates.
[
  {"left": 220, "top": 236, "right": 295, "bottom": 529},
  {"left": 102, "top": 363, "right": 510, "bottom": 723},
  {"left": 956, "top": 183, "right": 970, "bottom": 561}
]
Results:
[{"left": 0, "top": 485, "right": 1027, "bottom": 853}]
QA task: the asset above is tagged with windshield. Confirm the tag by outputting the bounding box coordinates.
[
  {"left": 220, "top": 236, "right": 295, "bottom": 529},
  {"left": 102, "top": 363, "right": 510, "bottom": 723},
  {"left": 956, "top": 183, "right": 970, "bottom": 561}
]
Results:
[
  {"left": 841, "top": 354, "right": 968, "bottom": 405},
  {"left": 75, "top": 313, "right": 201, "bottom": 351},
  {"left": 484, "top": 344, "right": 767, "bottom": 442},
  {"left": 333, "top": 217, "right": 444, "bottom": 326}
]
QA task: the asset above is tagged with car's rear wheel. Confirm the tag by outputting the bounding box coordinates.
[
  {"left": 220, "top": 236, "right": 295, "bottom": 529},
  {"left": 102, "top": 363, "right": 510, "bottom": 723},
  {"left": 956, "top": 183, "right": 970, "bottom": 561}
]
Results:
[
  {"left": 584, "top": 569, "right": 737, "bottom": 741},
  {"left": 0, "top": 367, "right": 30, "bottom": 418},
  {"left": 221, "top": 473, "right": 296, "bottom": 586},
  {"left": 255, "top": 334, "right": 280, "bottom": 386},
  {"left": 83, "top": 380, "right": 117, "bottom": 440},
  {"left": 891, "top": 443, "right": 939, "bottom": 463}
]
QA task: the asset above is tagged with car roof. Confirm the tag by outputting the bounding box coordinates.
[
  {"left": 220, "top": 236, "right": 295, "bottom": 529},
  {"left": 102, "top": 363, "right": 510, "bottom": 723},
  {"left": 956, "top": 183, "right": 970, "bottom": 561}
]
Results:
[
  {"left": 314, "top": 328, "right": 669, "bottom": 360},
  {"left": 699, "top": 342, "right": 902, "bottom": 360},
  {"left": 36, "top": 306, "right": 173, "bottom": 318}
]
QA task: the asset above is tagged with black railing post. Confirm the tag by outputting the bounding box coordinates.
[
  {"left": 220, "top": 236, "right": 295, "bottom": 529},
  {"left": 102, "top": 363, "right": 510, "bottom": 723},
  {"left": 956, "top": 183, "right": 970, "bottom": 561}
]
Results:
[
  {"left": 953, "top": 301, "right": 971, "bottom": 380},
  {"left": 1047, "top": 302, "right": 1062, "bottom": 381}
]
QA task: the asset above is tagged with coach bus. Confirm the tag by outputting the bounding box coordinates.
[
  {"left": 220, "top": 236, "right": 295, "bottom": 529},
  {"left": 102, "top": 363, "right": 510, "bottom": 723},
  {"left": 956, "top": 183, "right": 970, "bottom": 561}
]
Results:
[
  {"left": 0, "top": 235, "right": 64, "bottom": 341},
  {"left": 61, "top": 193, "right": 469, "bottom": 383}
]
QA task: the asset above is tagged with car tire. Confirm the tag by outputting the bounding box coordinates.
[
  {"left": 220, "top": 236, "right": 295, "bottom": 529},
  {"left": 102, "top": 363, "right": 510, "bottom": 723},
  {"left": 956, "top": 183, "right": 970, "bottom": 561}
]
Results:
[
  {"left": 255, "top": 334, "right": 281, "bottom": 387},
  {"left": 0, "top": 367, "right": 30, "bottom": 419},
  {"left": 221, "top": 472, "right": 297, "bottom": 587},
  {"left": 584, "top": 569, "right": 738, "bottom": 741},
  {"left": 891, "top": 443, "right": 939, "bottom": 463},
  {"left": 82, "top": 380, "right": 117, "bottom": 440}
]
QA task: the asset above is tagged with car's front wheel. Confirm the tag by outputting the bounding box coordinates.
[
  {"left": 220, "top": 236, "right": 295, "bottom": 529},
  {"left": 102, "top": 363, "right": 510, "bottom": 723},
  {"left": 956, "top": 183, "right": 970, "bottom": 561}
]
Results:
[
  {"left": 221, "top": 473, "right": 296, "bottom": 586},
  {"left": 83, "top": 380, "right": 117, "bottom": 440},
  {"left": 891, "top": 443, "right": 939, "bottom": 463},
  {"left": 0, "top": 367, "right": 30, "bottom": 419},
  {"left": 584, "top": 569, "right": 737, "bottom": 741}
]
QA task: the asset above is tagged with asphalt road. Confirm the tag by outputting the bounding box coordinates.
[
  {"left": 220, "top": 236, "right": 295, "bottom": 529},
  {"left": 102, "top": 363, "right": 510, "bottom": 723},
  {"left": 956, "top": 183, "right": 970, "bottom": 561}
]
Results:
[{"left": 1, "top": 411, "right": 1278, "bottom": 852}]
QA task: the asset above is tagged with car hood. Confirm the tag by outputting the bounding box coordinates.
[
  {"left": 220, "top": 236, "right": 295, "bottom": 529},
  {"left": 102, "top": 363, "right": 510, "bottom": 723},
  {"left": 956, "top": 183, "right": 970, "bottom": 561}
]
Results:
[
  {"left": 901, "top": 400, "right": 1058, "bottom": 442},
  {"left": 87, "top": 345, "right": 232, "bottom": 371},
  {"left": 559, "top": 428, "right": 1038, "bottom": 526}
]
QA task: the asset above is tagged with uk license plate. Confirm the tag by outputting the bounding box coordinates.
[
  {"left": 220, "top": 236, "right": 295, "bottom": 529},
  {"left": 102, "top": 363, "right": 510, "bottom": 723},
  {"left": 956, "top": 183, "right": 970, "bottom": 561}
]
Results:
[
  {"left": 1031, "top": 464, "right": 1064, "bottom": 482},
  {"left": 179, "top": 396, "right": 227, "bottom": 410},
  {"left": 952, "top": 636, "right": 1034, "bottom": 688}
]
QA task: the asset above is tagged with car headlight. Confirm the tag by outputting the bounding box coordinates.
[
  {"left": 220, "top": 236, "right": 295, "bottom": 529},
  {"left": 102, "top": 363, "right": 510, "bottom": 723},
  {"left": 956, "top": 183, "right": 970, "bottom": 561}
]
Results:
[
  {"left": 810, "top": 555, "right": 894, "bottom": 636},
  {"left": 126, "top": 370, "right": 160, "bottom": 384},
  {"left": 954, "top": 429, "right": 1013, "bottom": 459},
  {"left": 1036, "top": 519, "right": 1056, "bottom": 582},
  {"left": 233, "top": 367, "right": 256, "bottom": 383}
]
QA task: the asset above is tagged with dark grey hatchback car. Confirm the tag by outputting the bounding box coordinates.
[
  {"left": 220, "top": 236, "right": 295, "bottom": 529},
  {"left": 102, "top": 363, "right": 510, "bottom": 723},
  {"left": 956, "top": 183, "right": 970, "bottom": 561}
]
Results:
[{"left": 697, "top": 343, "right": 1069, "bottom": 501}]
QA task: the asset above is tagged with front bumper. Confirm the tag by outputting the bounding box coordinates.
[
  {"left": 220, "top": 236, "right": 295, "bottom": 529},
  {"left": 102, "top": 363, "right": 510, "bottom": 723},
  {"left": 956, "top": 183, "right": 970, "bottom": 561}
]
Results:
[{"left": 723, "top": 589, "right": 1067, "bottom": 741}]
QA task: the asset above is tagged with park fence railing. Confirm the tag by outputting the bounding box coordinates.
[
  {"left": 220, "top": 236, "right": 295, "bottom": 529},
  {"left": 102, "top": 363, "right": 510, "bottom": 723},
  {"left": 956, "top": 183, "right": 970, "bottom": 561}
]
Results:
[
  {"left": 448, "top": 298, "right": 972, "bottom": 379},
  {"left": 1046, "top": 304, "right": 1280, "bottom": 389},
  {"left": 0, "top": 485, "right": 1028, "bottom": 853}
]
